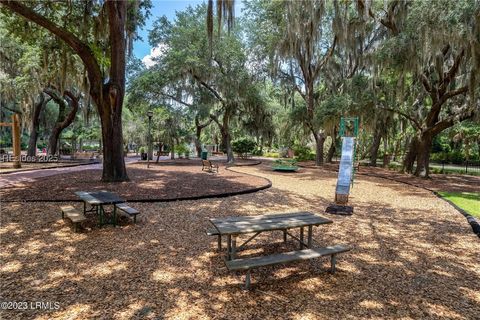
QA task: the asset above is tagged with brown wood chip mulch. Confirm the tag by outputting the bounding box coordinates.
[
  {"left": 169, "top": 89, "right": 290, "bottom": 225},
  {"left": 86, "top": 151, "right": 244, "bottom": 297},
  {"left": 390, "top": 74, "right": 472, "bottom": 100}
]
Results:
[
  {"left": 297, "top": 161, "right": 480, "bottom": 193},
  {"left": 1, "top": 163, "right": 479, "bottom": 319},
  {"left": 1, "top": 160, "right": 270, "bottom": 202}
]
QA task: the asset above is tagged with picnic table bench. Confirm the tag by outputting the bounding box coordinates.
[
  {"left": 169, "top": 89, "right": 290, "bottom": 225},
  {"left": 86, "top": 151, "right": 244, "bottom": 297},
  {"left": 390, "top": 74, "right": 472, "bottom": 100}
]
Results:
[
  {"left": 202, "top": 159, "right": 219, "bottom": 173},
  {"left": 115, "top": 203, "right": 140, "bottom": 223},
  {"left": 60, "top": 205, "right": 87, "bottom": 232},
  {"left": 208, "top": 212, "right": 350, "bottom": 289},
  {"left": 61, "top": 191, "right": 140, "bottom": 232}
]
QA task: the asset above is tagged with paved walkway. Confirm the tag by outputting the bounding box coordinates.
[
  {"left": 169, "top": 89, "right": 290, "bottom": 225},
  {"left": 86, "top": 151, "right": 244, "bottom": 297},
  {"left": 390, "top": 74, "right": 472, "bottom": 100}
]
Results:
[{"left": 0, "top": 157, "right": 141, "bottom": 188}]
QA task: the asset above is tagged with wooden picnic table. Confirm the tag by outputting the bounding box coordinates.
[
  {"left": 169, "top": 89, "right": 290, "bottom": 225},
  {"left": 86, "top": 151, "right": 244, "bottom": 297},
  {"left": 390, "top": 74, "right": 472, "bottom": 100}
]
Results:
[
  {"left": 209, "top": 211, "right": 333, "bottom": 260},
  {"left": 75, "top": 191, "right": 125, "bottom": 227}
]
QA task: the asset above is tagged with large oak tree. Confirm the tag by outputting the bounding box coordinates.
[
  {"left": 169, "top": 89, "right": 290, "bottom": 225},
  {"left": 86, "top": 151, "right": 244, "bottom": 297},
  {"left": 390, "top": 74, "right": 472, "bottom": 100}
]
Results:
[{"left": 1, "top": 0, "right": 150, "bottom": 181}]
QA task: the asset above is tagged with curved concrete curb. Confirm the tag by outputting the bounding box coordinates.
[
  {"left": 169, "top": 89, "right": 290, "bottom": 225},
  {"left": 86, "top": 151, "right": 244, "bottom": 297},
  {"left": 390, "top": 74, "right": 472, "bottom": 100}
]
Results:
[
  {"left": 431, "top": 191, "right": 480, "bottom": 237},
  {"left": 357, "top": 171, "right": 480, "bottom": 238},
  {"left": 227, "top": 160, "right": 262, "bottom": 167},
  {"left": 3, "top": 162, "right": 272, "bottom": 204}
]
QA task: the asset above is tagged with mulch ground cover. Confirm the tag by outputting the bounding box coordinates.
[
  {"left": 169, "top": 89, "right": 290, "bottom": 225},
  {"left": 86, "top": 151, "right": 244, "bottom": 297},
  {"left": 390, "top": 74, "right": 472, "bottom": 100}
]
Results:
[
  {"left": 1, "top": 159, "right": 270, "bottom": 202},
  {"left": 297, "top": 160, "right": 480, "bottom": 193},
  {"left": 1, "top": 163, "right": 479, "bottom": 319}
]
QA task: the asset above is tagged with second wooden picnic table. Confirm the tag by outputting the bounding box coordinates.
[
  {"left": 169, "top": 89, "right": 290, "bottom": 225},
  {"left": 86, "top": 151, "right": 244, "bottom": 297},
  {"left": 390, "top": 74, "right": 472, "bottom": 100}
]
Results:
[
  {"left": 209, "top": 211, "right": 333, "bottom": 260},
  {"left": 75, "top": 191, "right": 125, "bottom": 227}
]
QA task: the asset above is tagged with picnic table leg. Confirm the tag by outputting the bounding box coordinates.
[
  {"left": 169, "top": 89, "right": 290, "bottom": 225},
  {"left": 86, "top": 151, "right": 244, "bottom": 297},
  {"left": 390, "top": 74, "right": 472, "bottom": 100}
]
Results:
[
  {"left": 331, "top": 254, "right": 337, "bottom": 274},
  {"left": 283, "top": 229, "right": 287, "bottom": 243},
  {"left": 300, "top": 227, "right": 304, "bottom": 249},
  {"left": 227, "top": 235, "right": 232, "bottom": 260},
  {"left": 244, "top": 270, "right": 251, "bottom": 290},
  {"left": 231, "top": 236, "right": 237, "bottom": 260},
  {"left": 113, "top": 204, "right": 117, "bottom": 227},
  {"left": 96, "top": 205, "right": 102, "bottom": 226},
  {"left": 307, "top": 226, "right": 313, "bottom": 248},
  {"left": 217, "top": 235, "right": 222, "bottom": 251}
]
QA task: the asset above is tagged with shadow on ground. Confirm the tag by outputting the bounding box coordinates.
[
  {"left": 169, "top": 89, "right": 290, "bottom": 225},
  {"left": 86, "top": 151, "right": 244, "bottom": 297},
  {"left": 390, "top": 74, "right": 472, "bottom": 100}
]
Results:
[{"left": 1, "top": 164, "right": 479, "bottom": 319}]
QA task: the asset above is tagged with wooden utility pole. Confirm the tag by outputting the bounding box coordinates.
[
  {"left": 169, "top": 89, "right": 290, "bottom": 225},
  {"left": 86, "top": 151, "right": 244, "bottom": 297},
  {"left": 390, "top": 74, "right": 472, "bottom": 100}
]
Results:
[{"left": 0, "top": 114, "right": 21, "bottom": 168}]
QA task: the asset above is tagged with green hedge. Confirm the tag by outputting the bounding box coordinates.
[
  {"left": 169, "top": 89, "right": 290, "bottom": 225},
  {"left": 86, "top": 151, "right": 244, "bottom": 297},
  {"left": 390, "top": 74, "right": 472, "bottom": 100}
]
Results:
[{"left": 293, "top": 144, "right": 315, "bottom": 161}]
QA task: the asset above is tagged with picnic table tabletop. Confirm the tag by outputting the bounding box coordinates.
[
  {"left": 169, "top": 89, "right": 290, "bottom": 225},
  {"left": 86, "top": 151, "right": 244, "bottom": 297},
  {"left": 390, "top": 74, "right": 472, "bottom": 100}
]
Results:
[
  {"left": 210, "top": 211, "right": 332, "bottom": 236},
  {"left": 74, "top": 190, "right": 125, "bottom": 205}
]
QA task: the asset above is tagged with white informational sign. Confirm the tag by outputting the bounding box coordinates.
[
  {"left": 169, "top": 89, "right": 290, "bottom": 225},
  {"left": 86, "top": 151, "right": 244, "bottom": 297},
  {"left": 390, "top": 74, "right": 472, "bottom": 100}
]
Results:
[{"left": 335, "top": 137, "right": 354, "bottom": 195}]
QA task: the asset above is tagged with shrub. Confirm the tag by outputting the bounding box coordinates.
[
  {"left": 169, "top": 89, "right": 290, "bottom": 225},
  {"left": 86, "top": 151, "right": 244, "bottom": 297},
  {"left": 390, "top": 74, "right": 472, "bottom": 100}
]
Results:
[
  {"left": 232, "top": 138, "right": 256, "bottom": 158},
  {"left": 139, "top": 146, "right": 146, "bottom": 154},
  {"left": 293, "top": 144, "right": 315, "bottom": 161},
  {"left": 82, "top": 145, "right": 99, "bottom": 151},
  {"left": 174, "top": 144, "right": 188, "bottom": 155},
  {"left": 264, "top": 152, "right": 279, "bottom": 158},
  {"left": 252, "top": 147, "right": 263, "bottom": 156}
]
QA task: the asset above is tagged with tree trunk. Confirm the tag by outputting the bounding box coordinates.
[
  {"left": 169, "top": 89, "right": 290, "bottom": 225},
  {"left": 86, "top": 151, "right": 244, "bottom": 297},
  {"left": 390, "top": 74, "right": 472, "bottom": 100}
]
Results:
[
  {"left": 369, "top": 128, "right": 382, "bottom": 166},
  {"left": 392, "top": 138, "right": 401, "bottom": 162},
  {"left": 220, "top": 127, "right": 234, "bottom": 163},
  {"left": 210, "top": 112, "right": 234, "bottom": 163},
  {"left": 1, "top": 0, "right": 133, "bottom": 182},
  {"left": 326, "top": 136, "right": 336, "bottom": 163},
  {"left": 414, "top": 133, "right": 433, "bottom": 177},
  {"left": 195, "top": 125, "right": 203, "bottom": 158},
  {"left": 46, "top": 90, "right": 78, "bottom": 155},
  {"left": 48, "top": 126, "right": 62, "bottom": 156},
  {"left": 403, "top": 136, "right": 418, "bottom": 174},
  {"left": 194, "top": 115, "right": 211, "bottom": 158},
  {"left": 313, "top": 132, "right": 325, "bottom": 166},
  {"left": 27, "top": 94, "right": 48, "bottom": 156},
  {"left": 155, "top": 142, "right": 163, "bottom": 163},
  {"left": 170, "top": 138, "right": 175, "bottom": 160},
  {"left": 96, "top": 1, "right": 128, "bottom": 182},
  {"left": 382, "top": 135, "right": 389, "bottom": 167}
]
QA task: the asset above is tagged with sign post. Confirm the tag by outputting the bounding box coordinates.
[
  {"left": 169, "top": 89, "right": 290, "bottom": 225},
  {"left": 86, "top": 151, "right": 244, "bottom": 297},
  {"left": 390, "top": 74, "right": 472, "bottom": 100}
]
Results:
[
  {"left": 0, "top": 114, "right": 22, "bottom": 168},
  {"left": 326, "top": 117, "right": 359, "bottom": 215}
]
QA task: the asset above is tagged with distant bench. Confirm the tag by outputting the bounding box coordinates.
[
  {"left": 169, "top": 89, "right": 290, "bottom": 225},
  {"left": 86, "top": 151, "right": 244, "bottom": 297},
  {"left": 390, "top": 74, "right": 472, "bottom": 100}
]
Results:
[
  {"left": 73, "top": 152, "right": 96, "bottom": 160},
  {"left": 202, "top": 160, "right": 219, "bottom": 173}
]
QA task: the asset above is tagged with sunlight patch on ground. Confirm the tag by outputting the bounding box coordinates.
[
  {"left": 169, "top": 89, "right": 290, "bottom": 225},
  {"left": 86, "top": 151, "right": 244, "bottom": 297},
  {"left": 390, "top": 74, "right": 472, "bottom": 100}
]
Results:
[
  {"left": 0, "top": 260, "right": 22, "bottom": 272},
  {"left": 82, "top": 259, "right": 128, "bottom": 277}
]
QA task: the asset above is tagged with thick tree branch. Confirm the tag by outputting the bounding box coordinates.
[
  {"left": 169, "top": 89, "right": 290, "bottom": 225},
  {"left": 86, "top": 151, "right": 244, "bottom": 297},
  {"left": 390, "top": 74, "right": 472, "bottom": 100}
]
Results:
[
  {"left": 1, "top": 104, "right": 23, "bottom": 114},
  {"left": 195, "top": 114, "right": 213, "bottom": 130},
  {"left": 315, "top": 35, "right": 337, "bottom": 78},
  {"left": 161, "top": 93, "right": 194, "bottom": 107},
  {"left": 190, "top": 72, "right": 224, "bottom": 103},
  {"left": 60, "top": 91, "right": 79, "bottom": 129},
  {"left": 439, "top": 48, "right": 465, "bottom": 94},
  {"left": 0, "top": 0, "right": 103, "bottom": 99},
  {"left": 426, "top": 85, "right": 468, "bottom": 126},
  {"left": 209, "top": 113, "right": 221, "bottom": 127},
  {"left": 377, "top": 105, "right": 422, "bottom": 130},
  {"left": 438, "top": 86, "right": 468, "bottom": 106},
  {"left": 430, "top": 110, "right": 474, "bottom": 136}
]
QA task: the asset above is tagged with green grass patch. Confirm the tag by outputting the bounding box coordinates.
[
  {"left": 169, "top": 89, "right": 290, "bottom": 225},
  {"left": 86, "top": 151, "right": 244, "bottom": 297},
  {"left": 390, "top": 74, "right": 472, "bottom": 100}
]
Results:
[{"left": 437, "top": 192, "right": 480, "bottom": 218}]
